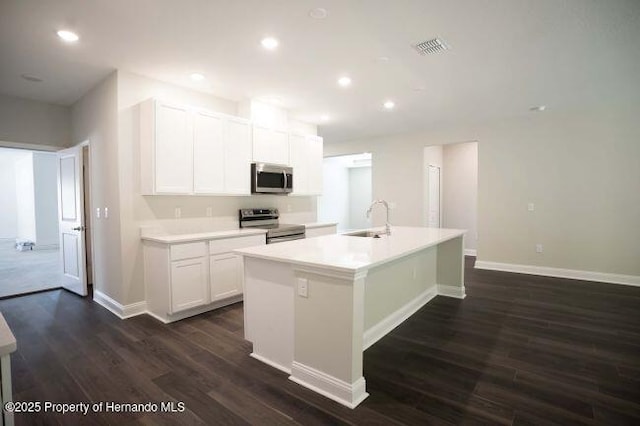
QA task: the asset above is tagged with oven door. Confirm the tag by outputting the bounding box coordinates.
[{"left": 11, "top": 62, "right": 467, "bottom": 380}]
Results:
[
  {"left": 252, "top": 163, "right": 293, "bottom": 194},
  {"left": 267, "top": 233, "right": 305, "bottom": 244}
]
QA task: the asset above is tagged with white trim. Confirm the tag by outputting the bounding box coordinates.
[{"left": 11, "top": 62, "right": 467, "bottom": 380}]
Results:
[
  {"left": 438, "top": 284, "right": 466, "bottom": 299},
  {"left": 464, "top": 249, "right": 477, "bottom": 256},
  {"left": 474, "top": 261, "right": 640, "bottom": 287},
  {"left": 33, "top": 244, "right": 59, "bottom": 251},
  {"left": 145, "top": 310, "right": 170, "bottom": 324},
  {"left": 250, "top": 353, "right": 291, "bottom": 374},
  {"left": 289, "top": 361, "right": 369, "bottom": 409},
  {"left": 363, "top": 286, "right": 438, "bottom": 350},
  {"left": 0, "top": 140, "right": 60, "bottom": 152},
  {"left": 93, "top": 290, "right": 147, "bottom": 319}
]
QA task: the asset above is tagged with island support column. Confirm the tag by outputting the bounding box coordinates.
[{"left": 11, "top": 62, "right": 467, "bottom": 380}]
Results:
[{"left": 289, "top": 266, "right": 369, "bottom": 408}]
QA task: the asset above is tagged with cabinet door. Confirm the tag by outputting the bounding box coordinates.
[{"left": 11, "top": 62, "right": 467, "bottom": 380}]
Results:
[
  {"left": 193, "top": 112, "right": 225, "bottom": 194},
  {"left": 170, "top": 257, "right": 208, "bottom": 313},
  {"left": 210, "top": 253, "right": 242, "bottom": 301},
  {"left": 289, "top": 133, "right": 308, "bottom": 195},
  {"left": 307, "top": 135, "right": 323, "bottom": 195},
  {"left": 252, "top": 126, "right": 289, "bottom": 165},
  {"left": 224, "top": 118, "right": 252, "bottom": 194},
  {"left": 155, "top": 103, "right": 193, "bottom": 194}
]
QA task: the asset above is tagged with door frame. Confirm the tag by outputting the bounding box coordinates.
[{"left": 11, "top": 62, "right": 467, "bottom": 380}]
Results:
[
  {"left": 76, "top": 140, "right": 96, "bottom": 294},
  {"left": 0, "top": 139, "right": 97, "bottom": 296}
]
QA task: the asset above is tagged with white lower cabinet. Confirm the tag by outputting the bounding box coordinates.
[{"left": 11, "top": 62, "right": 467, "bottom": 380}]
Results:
[
  {"left": 144, "top": 233, "right": 265, "bottom": 322},
  {"left": 170, "top": 257, "right": 208, "bottom": 314},
  {"left": 210, "top": 253, "right": 242, "bottom": 301}
]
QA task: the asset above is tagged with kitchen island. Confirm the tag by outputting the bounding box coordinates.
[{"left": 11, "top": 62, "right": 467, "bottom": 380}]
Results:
[{"left": 235, "top": 226, "right": 466, "bottom": 408}]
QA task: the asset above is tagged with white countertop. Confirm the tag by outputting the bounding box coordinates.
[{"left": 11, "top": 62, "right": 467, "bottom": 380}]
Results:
[
  {"left": 0, "top": 313, "right": 17, "bottom": 356},
  {"left": 141, "top": 228, "right": 267, "bottom": 244},
  {"left": 235, "top": 226, "right": 466, "bottom": 273}
]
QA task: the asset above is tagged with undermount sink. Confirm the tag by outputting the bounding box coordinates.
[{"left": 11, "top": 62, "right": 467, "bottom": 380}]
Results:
[{"left": 343, "top": 230, "right": 383, "bottom": 238}]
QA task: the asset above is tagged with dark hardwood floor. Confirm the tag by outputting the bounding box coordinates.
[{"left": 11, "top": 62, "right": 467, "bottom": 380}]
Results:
[{"left": 1, "top": 256, "right": 639, "bottom": 425}]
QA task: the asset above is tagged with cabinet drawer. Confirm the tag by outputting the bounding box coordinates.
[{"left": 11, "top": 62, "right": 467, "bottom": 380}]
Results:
[
  {"left": 170, "top": 242, "right": 206, "bottom": 261},
  {"left": 209, "top": 234, "right": 265, "bottom": 255}
]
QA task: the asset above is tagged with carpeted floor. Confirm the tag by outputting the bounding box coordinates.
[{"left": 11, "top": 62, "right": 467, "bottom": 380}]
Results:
[{"left": 0, "top": 239, "right": 61, "bottom": 298}]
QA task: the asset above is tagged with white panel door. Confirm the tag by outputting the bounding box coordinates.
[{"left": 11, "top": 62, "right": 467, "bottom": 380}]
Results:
[
  {"left": 193, "top": 111, "right": 225, "bottom": 194},
  {"left": 307, "top": 135, "right": 324, "bottom": 195},
  {"left": 170, "top": 257, "right": 208, "bottom": 313},
  {"left": 57, "top": 145, "right": 87, "bottom": 296},
  {"left": 155, "top": 103, "right": 193, "bottom": 194},
  {"left": 224, "top": 117, "right": 252, "bottom": 194},
  {"left": 210, "top": 253, "right": 242, "bottom": 301},
  {"left": 289, "top": 133, "right": 308, "bottom": 195},
  {"left": 428, "top": 165, "right": 441, "bottom": 228}
]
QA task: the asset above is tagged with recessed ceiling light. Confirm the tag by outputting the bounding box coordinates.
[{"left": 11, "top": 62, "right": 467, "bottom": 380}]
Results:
[
  {"left": 320, "top": 114, "right": 330, "bottom": 122},
  {"left": 338, "top": 76, "right": 352, "bottom": 87},
  {"left": 383, "top": 100, "right": 395, "bottom": 110},
  {"left": 57, "top": 30, "right": 79, "bottom": 42},
  {"left": 190, "top": 73, "right": 205, "bottom": 82},
  {"left": 377, "top": 56, "right": 390, "bottom": 63},
  {"left": 21, "top": 73, "right": 43, "bottom": 83},
  {"left": 529, "top": 105, "right": 547, "bottom": 112},
  {"left": 413, "top": 85, "right": 427, "bottom": 92},
  {"left": 309, "top": 8, "right": 328, "bottom": 19},
  {"left": 261, "top": 37, "right": 279, "bottom": 50}
]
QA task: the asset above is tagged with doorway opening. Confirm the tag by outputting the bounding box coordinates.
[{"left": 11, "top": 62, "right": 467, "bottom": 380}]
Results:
[
  {"left": 424, "top": 142, "right": 478, "bottom": 255},
  {"left": 0, "top": 143, "right": 94, "bottom": 298},
  {"left": 317, "top": 153, "right": 372, "bottom": 232}
]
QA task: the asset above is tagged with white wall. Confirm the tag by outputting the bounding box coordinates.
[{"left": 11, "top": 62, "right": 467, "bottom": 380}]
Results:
[
  {"left": 14, "top": 153, "right": 36, "bottom": 242},
  {"left": 70, "top": 72, "right": 122, "bottom": 301},
  {"left": 443, "top": 142, "right": 478, "bottom": 252},
  {"left": 325, "top": 105, "right": 640, "bottom": 278},
  {"left": 0, "top": 149, "right": 25, "bottom": 238},
  {"left": 0, "top": 94, "right": 70, "bottom": 147},
  {"left": 318, "top": 157, "right": 350, "bottom": 231},
  {"left": 32, "top": 152, "right": 59, "bottom": 246},
  {"left": 348, "top": 167, "right": 372, "bottom": 230}
]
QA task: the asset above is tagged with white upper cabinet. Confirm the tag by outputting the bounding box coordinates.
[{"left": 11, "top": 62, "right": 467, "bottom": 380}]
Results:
[
  {"left": 141, "top": 100, "right": 193, "bottom": 195},
  {"left": 290, "top": 134, "right": 323, "bottom": 195},
  {"left": 252, "top": 125, "right": 289, "bottom": 165},
  {"left": 141, "top": 99, "right": 252, "bottom": 196},
  {"left": 193, "top": 111, "right": 225, "bottom": 194},
  {"left": 224, "top": 117, "right": 252, "bottom": 195}
]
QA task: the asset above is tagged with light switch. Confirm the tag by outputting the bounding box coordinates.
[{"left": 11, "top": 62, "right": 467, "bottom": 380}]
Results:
[
  {"left": 96, "top": 208, "right": 101, "bottom": 219},
  {"left": 175, "top": 207, "right": 181, "bottom": 218},
  {"left": 104, "top": 207, "right": 109, "bottom": 219},
  {"left": 206, "top": 207, "right": 212, "bottom": 217},
  {"left": 528, "top": 203, "right": 535, "bottom": 212},
  {"left": 536, "top": 243, "right": 543, "bottom": 253},
  {"left": 298, "top": 278, "right": 308, "bottom": 298}
]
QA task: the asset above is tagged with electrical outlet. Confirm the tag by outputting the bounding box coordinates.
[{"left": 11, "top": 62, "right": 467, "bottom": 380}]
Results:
[
  {"left": 287, "top": 204, "right": 292, "bottom": 212},
  {"left": 412, "top": 266, "right": 417, "bottom": 280},
  {"left": 528, "top": 203, "right": 535, "bottom": 212},
  {"left": 297, "top": 278, "right": 308, "bottom": 298},
  {"left": 536, "top": 244, "right": 543, "bottom": 253},
  {"left": 206, "top": 207, "right": 212, "bottom": 217},
  {"left": 174, "top": 207, "right": 181, "bottom": 219}
]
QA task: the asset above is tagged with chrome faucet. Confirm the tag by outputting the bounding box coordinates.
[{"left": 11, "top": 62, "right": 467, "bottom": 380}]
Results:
[{"left": 366, "top": 200, "right": 391, "bottom": 236}]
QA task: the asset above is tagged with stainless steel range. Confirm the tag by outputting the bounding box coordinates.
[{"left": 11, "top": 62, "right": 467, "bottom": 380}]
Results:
[{"left": 239, "top": 208, "right": 305, "bottom": 244}]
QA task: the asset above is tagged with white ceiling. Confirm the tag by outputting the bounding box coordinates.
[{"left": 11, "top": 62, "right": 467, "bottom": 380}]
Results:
[{"left": 1, "top": 0, "right": 639, "bottom": 142}]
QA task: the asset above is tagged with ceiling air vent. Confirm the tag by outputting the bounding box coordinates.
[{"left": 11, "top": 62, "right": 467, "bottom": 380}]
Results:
[{"left": 413, "top": 38, "right": 448, "bottom": 55}]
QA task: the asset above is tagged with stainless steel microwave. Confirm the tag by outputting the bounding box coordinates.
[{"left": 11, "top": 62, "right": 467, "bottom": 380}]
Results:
[{"left": 251, "top": 163, "right": 293, "bottom": 194}]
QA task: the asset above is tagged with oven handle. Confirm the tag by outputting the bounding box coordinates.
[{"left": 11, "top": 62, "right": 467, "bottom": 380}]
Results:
[{"left": 268, "top": 234, "right": 305, "bottom": 244}]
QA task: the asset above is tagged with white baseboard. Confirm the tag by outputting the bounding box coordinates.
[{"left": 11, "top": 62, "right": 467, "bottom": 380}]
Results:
[
  {"left": 474, "top": 261, "right": 640, "bottom": 287},
  {"left": 93, "top": 290, "right": 147, "bottom": 319},
  {"left": 438, "top": 284, "right": 467, "bottom": 299},
  {"left": 464, "top": 249, "right": 477, "bottom": 256},
  {"left": 363, "top": 286, "right": 438, "bottom": 350},
  {"left": 289, "top": 361, "right": 369, "bottom": 409}
]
